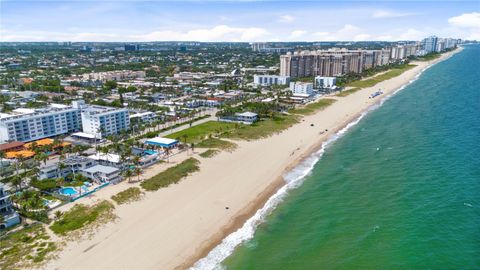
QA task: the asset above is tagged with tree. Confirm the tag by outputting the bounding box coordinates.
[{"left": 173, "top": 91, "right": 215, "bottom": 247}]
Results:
[
  {"left": 54, "top": 210, "right": 63, "bottom": 220},
  {"left": 133, "top": 167, "right": 142, "bottom": 182},
  {"left": 104, "top": 80, "right": 117, "bottom": 90},
  {"left": 11, "top": 175, "right": 22, "bottom": 191},
  {"left": 0, "top": 151, "right": 5, "bottom": 179},
  {"left": 124, "top": 169, "right": 133, "bottom": 183}
]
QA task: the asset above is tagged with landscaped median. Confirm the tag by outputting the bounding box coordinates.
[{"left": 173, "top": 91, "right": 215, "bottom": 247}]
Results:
[
  {"left": 336, "top": 64, "right": 416, "bottom": 97},
  {"left": 140, "top": 158, "right": 200, "bottom": 191}
]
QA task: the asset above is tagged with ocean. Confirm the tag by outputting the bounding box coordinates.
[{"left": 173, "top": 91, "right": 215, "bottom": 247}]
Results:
[{"left": 194, "top": 44, "right": 480, "bottom": 270}]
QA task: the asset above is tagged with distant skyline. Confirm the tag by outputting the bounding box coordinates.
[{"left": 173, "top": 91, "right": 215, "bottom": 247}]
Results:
[{"left": 0, "top": 0, "right": 479, "bottom": 42}]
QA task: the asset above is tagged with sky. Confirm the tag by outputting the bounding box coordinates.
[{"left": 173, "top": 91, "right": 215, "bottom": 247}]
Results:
[{"left": 0, "top": 0, "right": 479, "bottom": 42}]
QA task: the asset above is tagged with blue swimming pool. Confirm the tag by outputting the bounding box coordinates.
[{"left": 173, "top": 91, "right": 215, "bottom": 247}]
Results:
[
  {"left": 59, "top": 187, "right": 78, "bottom": 196},
  {"left": 144, "top": 150, "right": 157, "bottom": 155}
]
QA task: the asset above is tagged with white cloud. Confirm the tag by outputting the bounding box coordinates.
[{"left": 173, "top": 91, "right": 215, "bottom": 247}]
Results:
[
  {"left": 353, "top": 34, "right": 371, "bottom": 41},
  {"left": 399, "top": 28, "right": 425, "bottom": 40},
  {"left": 373, "top": 10, "right": 415, "bottom": 19},
  {"left": 289, "top": 30, "right": 307, "bottom": 39},
  {"left": 339, "top": 24, "right": 359, "bottom": 32},
  {"left": 447, "top": 12, "right": 480, "bottom": 40},
  {"left": 0, "top": 25, "right": 271, "bottom": 42},
  {"left": 129, "top": 25, "right": 270, "bottom": 42},
  {"left": 279, "top": 14, "right": 295, "bottom": 23},
  {"left": 448, "top": 12, "right": 480, "bottom": 28},
  {"left": 376, "top": 35, "right": 393, "bottom": 41}
]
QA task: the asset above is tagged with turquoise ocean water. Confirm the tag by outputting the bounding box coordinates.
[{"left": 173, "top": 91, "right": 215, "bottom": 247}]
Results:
[{"left": 193, "top": 45, "right": 480, "bottom": 270}]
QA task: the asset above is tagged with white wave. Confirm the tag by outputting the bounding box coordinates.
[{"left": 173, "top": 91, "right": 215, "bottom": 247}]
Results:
[
  {"left": 190, "top": 114, "right": 369, "bottom": 270},
  {"left": 190, "top": 60, "right": 440, "bottom": 270}
]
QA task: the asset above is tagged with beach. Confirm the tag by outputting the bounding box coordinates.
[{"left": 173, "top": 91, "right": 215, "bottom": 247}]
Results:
[{"left": 44, "top": 48, "right": 460, "bottom": 270}]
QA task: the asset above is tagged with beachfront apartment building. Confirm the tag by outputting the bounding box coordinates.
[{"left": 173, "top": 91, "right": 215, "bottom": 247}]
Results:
[
  {"left": 0, "top": 100, "right": 130, "bottom": 143},
  {"left": 253, "top": 75, "right": 290, "bottom": 86},
  {"left": 423, "top": 36, "right": 438, "bottom": 53},
  {"left": 0, "top": 183, "right": 21, "bottom": 229},
  {"left": 280, "top": 49, "right": 391, "bottom": 78},
  {"left": 390, "top": 44, "right": 420, "bottom": 60},
  {"left": 81, "top": 106, "right": 129, "bottom": 139},
  {"left": 0, "top": 104, "right": 82, "bottom": 143},
  {"left": 314, "top": 76, "right": 336, "bottom": 89},
  {"left": 290, "top": 82, "right": 314, "bottom": 97}
]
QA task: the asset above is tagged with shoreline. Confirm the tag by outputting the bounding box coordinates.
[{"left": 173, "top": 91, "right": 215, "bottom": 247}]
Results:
[
  {"left": 186, "top": 48, "right": 463, "bottom": 270},
  {"left": 44, "top": 48, "right": 462, "bottom": 270}
]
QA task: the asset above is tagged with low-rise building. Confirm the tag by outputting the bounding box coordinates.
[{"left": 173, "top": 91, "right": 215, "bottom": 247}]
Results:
[
  {"left": 81, "top": 165, "right": 121, "bottom": 183},
  {"left": 253, "top": 75, "right": 290, "bottom": 86},
  {"left": 290, "top": 82, "right": 314, "bottom": 97},
  {"left": 0, "top": 184, "right": 21, "bottom": 229},
  {"left": 129, "top": 111, "right": 157, "bottom": 123},
  {"left": 218, "top": 111, "right": 258, "bottom": 125},
  {"left": 145, "top": 137, "right": 179, "bottom": 149},
  {"left": 314, "top": 77, "right": 336, "bottom": 89}
]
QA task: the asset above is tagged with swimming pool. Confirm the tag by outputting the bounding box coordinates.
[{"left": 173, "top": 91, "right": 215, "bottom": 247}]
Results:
[
  {"left": 144, "top": 150, "right": 157, "bottom": 155},
  {"left": 59, "top": 187, "right": 78, "bottom": 196}
]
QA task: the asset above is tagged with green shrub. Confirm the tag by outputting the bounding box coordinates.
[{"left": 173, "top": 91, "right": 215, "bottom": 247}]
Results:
[
  {"left": 111, "top": 187, "right": 143, "bottom": 205},
  {"left": 50, "top": 200, "right": 115, "bottom": 235},
  {"left": 141, "top": 158, "right": 200, "bottom": 191},
  {"left": 199, "top": 149, "right": 220, "bottom": 158}
]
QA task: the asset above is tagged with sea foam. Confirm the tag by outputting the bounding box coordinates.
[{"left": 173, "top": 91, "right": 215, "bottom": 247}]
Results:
[{"left": 190, "top": 62, "right": 429, "bottom": 270}]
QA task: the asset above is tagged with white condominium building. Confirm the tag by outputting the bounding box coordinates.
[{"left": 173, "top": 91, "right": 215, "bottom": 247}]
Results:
[
  {"left": 81, "top": 106, "right": 130, "bottom": 139},
  {"left": 0, "top": 104, "right": 82, "bottom": 143},
  {"left": 314, "top": 77, "right": 336, "bottom": 89},
  {"left": 0, "top": 100, "right": 130, "bottom": 143},
  {"left": 290, "top": 82, "right": 314, "bottom": 97},
  {"left": 253, "top": 75, "right": 290, "bottom": 86}
]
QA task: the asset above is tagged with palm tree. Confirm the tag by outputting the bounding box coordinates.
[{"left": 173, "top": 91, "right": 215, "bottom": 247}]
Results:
[
  {"left": 11, "top": 175, "right": 22, "bottom": 192},
  {"left": 15, "top": 153, "right": 25, "bottom": 175},
  {"left": 100, "top": 147, "right": 110, "bottom": 163},
  {"left": 0, "top": 150, "right": 5, "bottom": 179},
  {"left": 123, "top": 169, "right": 133, "bottom": 183},
  {"left": 54, "top": 210, "right": 63, "bottom": 220},
  {"left": 164, "top": 147, "right": 171, "bottom": 162},
  {"left": 133, "top": 167, "right": 142, "bottom": 182},
  {"left": 58, "top": 162, "right": 67, "bottom": 179}
]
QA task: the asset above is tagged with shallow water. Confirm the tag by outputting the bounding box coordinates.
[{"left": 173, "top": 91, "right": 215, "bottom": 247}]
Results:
[{"left": 219, "top": 45, "right": 480, "bottom": 269}]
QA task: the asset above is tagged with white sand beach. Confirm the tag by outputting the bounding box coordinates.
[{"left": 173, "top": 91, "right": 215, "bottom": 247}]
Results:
[{"left": 44, "top": 49, "right": 460, "bottom": 270}]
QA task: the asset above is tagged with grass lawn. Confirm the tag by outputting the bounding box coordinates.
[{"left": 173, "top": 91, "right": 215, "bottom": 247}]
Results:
[
  {"left": 416, "top": 53, "right": 441, "bottom": 61},
  {"left": 335, "top": 87, "right": 361, "bottom": 97},
  {"left": 223, "top": 115, "right": 299, "bottom": 140},
  {"left": 196, "top": 137, "right": 237, "bottom": 150},
  {"left": 346, "top": 64, "right": 416, "bottom": 88},
  {"left": 111, "top": 187, "right": 144, "bottom": 205},
  {"left": 289, "top": 98, "right": 336, "bottom": 115},
  {"left": 199, "top": 149, "right": 220, "bottom": 158},
  {"left": 336, "top": 65, "right": 416, "bottom": 97},
  {"left": 167, "top": 115, "right": 298, "bottom": 143},
  {"left": 50, "top": 200, "right": 115, "bottom": 235},
  {"left": 0, "top": 224, "right": 57, "bottom": 268},
  {"left": 141, "top": 158, "right": 200, "bottom": 191},
  {"left": 166, "top": 121, "right": 237, "bottom": 143}
]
